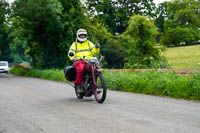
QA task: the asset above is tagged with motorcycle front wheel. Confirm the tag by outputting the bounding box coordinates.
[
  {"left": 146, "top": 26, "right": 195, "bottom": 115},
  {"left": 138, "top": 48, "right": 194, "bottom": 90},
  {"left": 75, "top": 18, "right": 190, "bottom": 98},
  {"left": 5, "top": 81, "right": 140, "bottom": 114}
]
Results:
[{"left": 94, "top": 72, "right": 107, "bottom": 103}]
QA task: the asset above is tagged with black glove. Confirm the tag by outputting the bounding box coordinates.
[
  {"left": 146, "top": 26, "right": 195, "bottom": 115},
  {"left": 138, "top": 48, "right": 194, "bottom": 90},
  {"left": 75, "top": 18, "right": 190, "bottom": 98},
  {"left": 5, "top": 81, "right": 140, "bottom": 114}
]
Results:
[
  {"left": 72, "top": 57, "right": 77, "bottom": 62},
  {"left": 95, "top": 43, "right": 100, "bottom": 48}
]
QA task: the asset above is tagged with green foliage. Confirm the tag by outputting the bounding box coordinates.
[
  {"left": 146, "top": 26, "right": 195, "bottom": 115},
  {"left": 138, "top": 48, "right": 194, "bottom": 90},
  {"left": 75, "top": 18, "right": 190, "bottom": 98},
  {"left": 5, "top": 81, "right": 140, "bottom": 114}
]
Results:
[
  {"left": 86, "top": 0, "right": 156, "bottom": 34},
  {"left": 0, "top": 0, "right": 10, "bottom": 25},
  {"left": 101, "top": 36, "right": 128, "bottom": 68},
  {"left": 161, "top": 0, "right": 200, "bottom": 46},
  {"left": 10, "top": 67, "right": 200, "bottom": 101},
  {"left": 161, "top": 26, "right": 200, "bottom": 46},
  {"left": 2, "top": 0, "right": 169, "bottom": 69},
  {"left": 104, "top": 70, "right": 200, "bottom": 101},
  {"left": 5, "top": 0, "right": 112, "bottom": 68},
  {"left": 8, "top": 17, "right": 31, "bottom": 63},
  {"left": 98, "top": 14, "right": 168, "bottom": 69},
  {"left": 11, "top": 0, "right": 64, "bottom": 68},
  {"left": 10, "top": 0, "right": 91, "bottom": 68},
  {"left": 123, "top": 15, "right": 167, "bottom": 68},
  {"left": 155, "top": 2, "right": 168, "bottom": 42},
  {"left": 0, "top": 0, "right": 13, "bottom": 62},
  {"left": 87, "top": 19, "right": 112, "bottom": 45},
  {"left": 86, "top": 20, "right": 123, "bottom": 68}
]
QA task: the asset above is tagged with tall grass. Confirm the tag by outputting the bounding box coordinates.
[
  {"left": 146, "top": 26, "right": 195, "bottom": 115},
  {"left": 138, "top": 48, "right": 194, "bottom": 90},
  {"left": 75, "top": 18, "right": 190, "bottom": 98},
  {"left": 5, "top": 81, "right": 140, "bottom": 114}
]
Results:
[
  {"left": 104, "top": 71, "right": 200, "bottom": 101},
  {"left": 10, "top": 67, "right": 200, "bottom": 101}
]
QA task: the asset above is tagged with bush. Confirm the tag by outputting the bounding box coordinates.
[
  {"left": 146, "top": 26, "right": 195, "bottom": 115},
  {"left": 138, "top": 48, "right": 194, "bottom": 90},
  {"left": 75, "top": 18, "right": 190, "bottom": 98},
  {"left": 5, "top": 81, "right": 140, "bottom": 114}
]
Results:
[
  {"left": 101, "top": 36, "right": 128, "bottom": 68},
  {"left": 123, "top": 15, "right": 168, "bottom": 68}
]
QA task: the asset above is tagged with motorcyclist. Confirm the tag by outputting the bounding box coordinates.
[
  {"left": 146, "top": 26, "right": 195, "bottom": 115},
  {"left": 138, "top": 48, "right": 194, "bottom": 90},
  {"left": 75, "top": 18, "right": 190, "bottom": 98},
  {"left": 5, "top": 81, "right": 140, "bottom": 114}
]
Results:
[{"left": 68, "top": 29, "right": 100, "bottom": 93}]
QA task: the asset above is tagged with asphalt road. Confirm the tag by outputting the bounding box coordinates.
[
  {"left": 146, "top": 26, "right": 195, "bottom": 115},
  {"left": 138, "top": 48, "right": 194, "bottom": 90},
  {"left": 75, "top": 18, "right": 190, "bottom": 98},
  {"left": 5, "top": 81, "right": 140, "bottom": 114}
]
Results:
[{"left": 0, "top": 74, "right": 200, "bottom": 133}]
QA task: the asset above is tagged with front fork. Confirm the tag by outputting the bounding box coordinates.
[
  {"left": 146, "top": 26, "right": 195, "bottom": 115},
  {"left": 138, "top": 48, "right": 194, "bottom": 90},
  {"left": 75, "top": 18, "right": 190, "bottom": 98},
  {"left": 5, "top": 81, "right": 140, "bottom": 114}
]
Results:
[
  {"left": 91, "top": 65, "right": 97, "bottom": 87},
  {"left": 91, "top": 65, "right": 99, "bottom": 97},
  {"left": 91, "top": 64, "right": 102, "bottom": 90}
]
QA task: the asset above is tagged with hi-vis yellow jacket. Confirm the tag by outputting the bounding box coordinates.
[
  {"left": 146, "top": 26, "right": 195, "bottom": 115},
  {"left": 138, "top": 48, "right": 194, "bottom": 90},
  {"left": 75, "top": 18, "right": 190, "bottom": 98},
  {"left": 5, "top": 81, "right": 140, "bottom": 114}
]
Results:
[{"left": 68, "top": 40, "right": 100, "bottom": 61}]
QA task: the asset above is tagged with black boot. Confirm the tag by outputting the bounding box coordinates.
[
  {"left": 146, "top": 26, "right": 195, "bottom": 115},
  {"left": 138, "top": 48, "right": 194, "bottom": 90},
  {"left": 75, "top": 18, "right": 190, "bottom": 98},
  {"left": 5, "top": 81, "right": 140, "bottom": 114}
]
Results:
[{"left": 75, "top": 84, "right": 85, "bottom": 94}]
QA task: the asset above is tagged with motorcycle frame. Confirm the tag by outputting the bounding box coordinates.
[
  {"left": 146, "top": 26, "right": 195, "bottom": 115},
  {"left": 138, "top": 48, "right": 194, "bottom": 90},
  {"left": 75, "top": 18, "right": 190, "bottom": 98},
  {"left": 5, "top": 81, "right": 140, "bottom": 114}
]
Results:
[{"left": 85, "top": 61, "right": 101, "bottom": 93}]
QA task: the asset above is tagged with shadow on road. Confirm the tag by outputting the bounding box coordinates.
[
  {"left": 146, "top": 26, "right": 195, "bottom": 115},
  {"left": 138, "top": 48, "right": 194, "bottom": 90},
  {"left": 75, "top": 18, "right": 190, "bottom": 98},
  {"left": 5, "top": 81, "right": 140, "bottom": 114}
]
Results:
[
  {"left": 57, "top": 97, "right": 96, "bottom": 104},
  {"left": 0, "top": 74, "right": 12, "bottom": 79}
]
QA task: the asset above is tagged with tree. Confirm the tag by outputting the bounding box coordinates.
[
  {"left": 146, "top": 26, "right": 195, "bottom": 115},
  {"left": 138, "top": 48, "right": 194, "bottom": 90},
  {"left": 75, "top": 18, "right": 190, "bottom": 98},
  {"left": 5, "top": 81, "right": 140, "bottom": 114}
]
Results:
[
  {"left": 86, "top": 0, "right": 156, "bottom": 34},
  {"left": 123, "top": 15, "right": 166, "bottom": 68},
  {"left": 160, "top": 0, "right": 200, "bottom": 46},
  {"left": 155, "top": 2, "right": 168, "bottom": 42},
  {"left": 54, "top": 0, "right": 92, "bottom": 67},
  {"left": 101, "top": 35, "right": 128, "bottom": 68},
  {"left": 0, "top": 0, "right": 12, "bottom": 62},
  {"left": 11, "top": 0, "right": 91, "bottom": 68},
  {"left": 8, "top": 17, "right": 31, "bottom": 63},
  {"left": 87, "top": 19, "right": 112, "bottom": 45},
  {"left": 11, "top": 0, "right": 65, "bottom": 68}
]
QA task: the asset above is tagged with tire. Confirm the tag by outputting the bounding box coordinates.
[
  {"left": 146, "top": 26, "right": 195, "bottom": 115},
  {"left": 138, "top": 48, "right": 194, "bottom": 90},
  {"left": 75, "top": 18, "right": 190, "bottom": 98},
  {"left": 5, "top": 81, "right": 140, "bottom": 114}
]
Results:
[
  {"left": 94, "top": 72, "right": 107, "bottom": 103},
  {"left": 75, "top": 87, "right": 84, "bottom": 99}
]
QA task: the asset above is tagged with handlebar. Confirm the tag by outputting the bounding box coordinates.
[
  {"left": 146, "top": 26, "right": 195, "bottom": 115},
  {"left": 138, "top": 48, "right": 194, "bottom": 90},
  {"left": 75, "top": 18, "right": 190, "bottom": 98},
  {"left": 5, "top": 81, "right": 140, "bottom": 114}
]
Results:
[{"left": 74, "top": 57, "right": 101, "bottom": 64}]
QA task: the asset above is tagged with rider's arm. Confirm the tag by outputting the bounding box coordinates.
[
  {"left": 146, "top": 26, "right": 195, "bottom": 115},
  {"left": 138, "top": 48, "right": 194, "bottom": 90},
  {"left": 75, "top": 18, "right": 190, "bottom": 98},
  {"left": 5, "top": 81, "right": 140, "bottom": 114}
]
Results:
[
  {"left": 68, "top": 43, "right": 76, "bottom": 61},
  {"left": 90, "top": 42, "right": 100, "bottom": 56}
]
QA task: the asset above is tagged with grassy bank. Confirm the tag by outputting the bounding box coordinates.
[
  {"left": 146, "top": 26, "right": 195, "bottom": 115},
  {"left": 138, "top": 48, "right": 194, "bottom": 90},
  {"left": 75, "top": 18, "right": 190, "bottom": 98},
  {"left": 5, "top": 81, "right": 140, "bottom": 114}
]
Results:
[
  {"left": 164, "top": 45, "right": 200, "bottom": 68},
  {"left": 10, "top": 67, "right": 200, "bottom": 101},
  {"left": 104, "top": 71, "right": 200, "bottom": 101}
]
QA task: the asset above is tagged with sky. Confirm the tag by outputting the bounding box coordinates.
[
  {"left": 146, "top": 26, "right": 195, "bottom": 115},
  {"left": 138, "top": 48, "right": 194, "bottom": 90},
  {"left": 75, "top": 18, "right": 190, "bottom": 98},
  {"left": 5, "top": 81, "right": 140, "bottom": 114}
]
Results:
[
  {"left": 154, "top": 0, "right": 170, "bottom": 5},
  {"left": 8, "top": 0, "right": 14, "bottom": 3},
  {"left": 8, "top": 0, "right": 170, "bottom": 5}
]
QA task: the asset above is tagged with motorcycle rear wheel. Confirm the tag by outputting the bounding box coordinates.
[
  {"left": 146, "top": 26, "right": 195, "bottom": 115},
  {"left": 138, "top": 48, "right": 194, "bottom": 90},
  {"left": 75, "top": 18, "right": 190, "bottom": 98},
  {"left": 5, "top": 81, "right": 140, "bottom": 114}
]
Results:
[{"left": 94, "top": 72, "right": 107, "bottom": 103}]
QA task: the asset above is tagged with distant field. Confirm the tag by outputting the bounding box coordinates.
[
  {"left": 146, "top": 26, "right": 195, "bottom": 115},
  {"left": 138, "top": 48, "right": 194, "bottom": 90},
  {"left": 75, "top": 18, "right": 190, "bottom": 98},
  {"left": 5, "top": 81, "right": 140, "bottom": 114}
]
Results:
[{"left": 164, "top": 45, "right": 200, "bottom": 69}]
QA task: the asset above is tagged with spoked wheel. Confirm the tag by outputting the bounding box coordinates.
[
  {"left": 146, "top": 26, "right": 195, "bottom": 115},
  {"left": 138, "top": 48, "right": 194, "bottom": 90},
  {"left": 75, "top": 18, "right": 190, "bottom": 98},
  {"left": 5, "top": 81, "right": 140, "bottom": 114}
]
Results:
[
  {"left": 75, "top": 87, "right": 84, "bottom": 99},
  {"left": 94, "top": 72, "right": 107, "bottom": 103}
]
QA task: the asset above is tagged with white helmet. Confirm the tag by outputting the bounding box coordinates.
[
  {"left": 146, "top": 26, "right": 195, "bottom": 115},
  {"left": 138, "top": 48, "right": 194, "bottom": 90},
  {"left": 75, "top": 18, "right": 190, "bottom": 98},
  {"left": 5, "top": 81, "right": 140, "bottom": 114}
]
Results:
[{"left": 77, "top": 29, "right": 87, "bottom": 42}]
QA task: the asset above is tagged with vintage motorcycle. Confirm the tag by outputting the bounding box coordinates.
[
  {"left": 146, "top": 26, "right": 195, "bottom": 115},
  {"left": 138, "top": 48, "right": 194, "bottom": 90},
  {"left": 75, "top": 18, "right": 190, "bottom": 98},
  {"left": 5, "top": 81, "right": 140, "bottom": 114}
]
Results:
[{"left": 64, "top": 57, "right": 107, "bottom": 103}]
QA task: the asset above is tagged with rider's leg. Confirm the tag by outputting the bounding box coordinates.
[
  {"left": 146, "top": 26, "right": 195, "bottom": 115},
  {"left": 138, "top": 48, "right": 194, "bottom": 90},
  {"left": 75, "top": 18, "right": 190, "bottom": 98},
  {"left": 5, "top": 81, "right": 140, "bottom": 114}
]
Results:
[
  {"left": 74, "top": 61, "right": 85, "bottom": 94},
  {"left": 74, "top": 61, "right": 85, "bottom": 85}
]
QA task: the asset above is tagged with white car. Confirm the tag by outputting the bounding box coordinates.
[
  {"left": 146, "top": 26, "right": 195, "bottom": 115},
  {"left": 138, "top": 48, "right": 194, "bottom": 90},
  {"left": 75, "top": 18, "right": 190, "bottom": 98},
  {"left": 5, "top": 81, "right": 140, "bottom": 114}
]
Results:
[{"left": 0, "top": 61, "right": 9, "bottom": 74}]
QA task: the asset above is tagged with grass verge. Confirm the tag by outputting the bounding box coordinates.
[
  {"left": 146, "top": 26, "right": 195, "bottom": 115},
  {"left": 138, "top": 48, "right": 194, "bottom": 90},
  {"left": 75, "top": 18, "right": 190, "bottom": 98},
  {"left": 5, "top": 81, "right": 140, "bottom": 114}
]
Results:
[
  {"left": 104, "top": 71, "right": 200, "bottom": 101},
  {"left": 10, "top": 67, "right": 67, "bottom": 82},
  {"left": 10, "top": 67, "right": 200, "bottom": 101}
]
